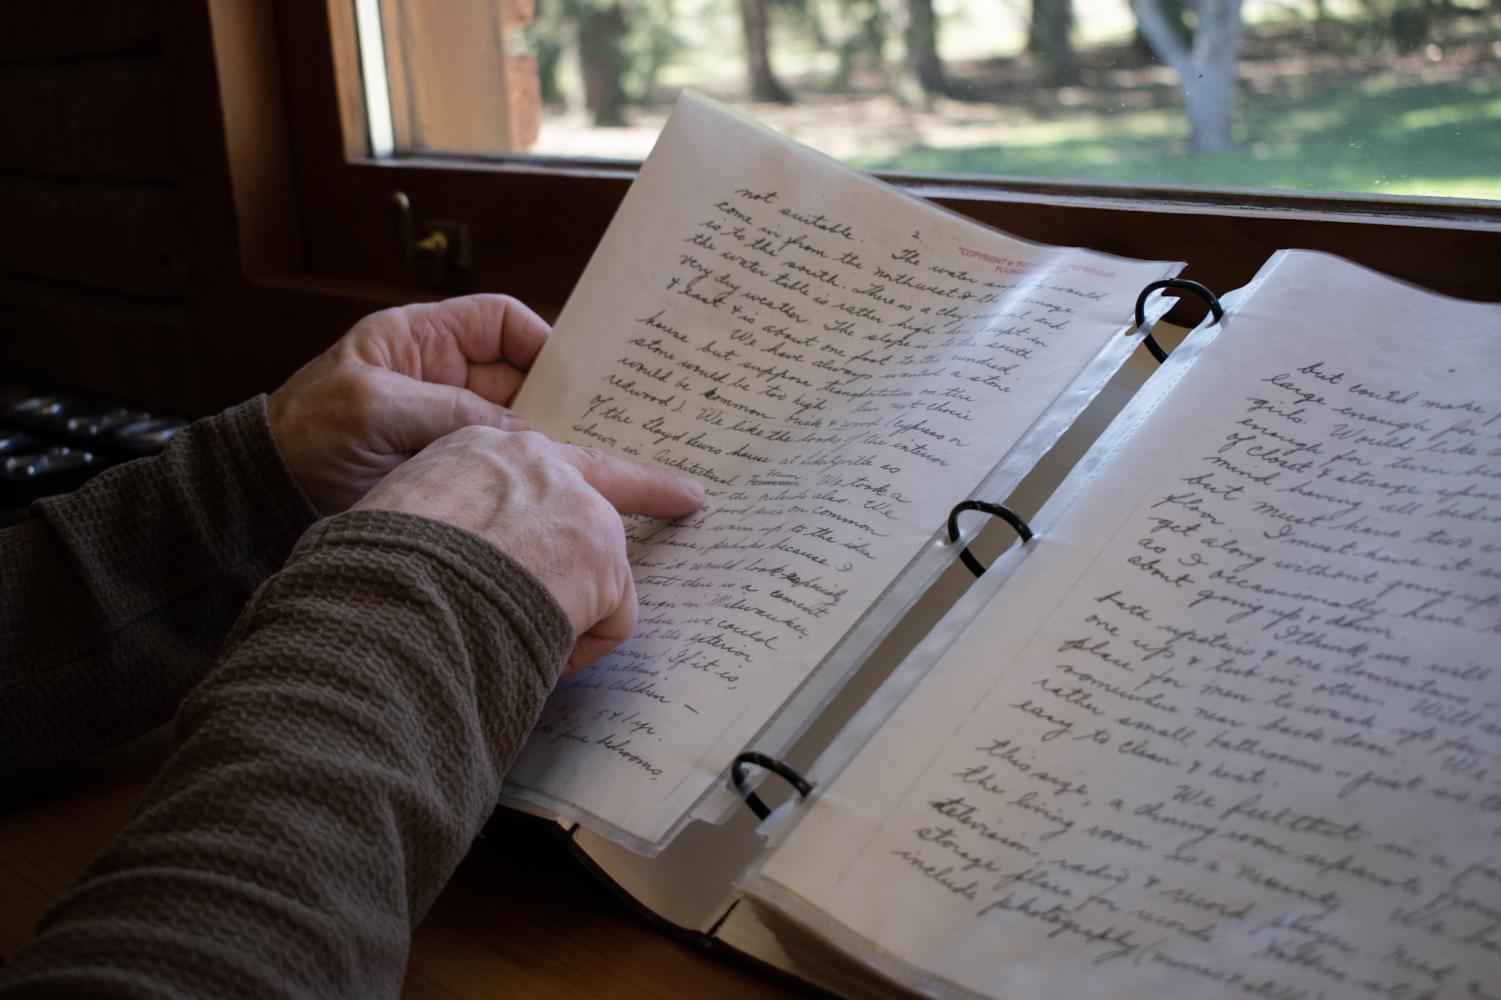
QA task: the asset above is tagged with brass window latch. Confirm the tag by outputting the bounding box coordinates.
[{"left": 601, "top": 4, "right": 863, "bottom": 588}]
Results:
[{"left": 390, "top": 191, "right": 471, "bottom": 282}]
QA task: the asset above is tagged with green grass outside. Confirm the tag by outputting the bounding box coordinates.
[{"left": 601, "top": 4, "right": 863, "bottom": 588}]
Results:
[{"left": 849, "top": 71, "right": 1501, "bottom": 199}]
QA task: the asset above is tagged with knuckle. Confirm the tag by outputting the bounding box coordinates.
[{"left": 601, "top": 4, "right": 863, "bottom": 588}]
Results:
[
  {"left": 505, "top": 429, "right": 552, "bottom": 455},
  {"left": 343, "top": 308, "right": 393, "bottom": 342},
  {"left": 500, "top": 430, "right": 563, "bottom": 472}
]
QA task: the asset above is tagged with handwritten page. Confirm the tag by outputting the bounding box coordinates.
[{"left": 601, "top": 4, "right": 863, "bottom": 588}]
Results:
[
  {"left": 503, "top": 91, "right": 1179, "bottom": 849},
  {"left": 745, "top": 250, "right": 1501, "bottom": 999}
]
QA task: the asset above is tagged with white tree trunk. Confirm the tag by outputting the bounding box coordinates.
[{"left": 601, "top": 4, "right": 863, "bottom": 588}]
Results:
[{"left": 1133, "top": 0, "right": 1244, "bottom": 152}]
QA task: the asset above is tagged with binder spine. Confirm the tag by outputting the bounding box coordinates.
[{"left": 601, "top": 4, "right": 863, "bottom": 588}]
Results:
[
  {"left": 946, "top": 500, "right": 1033, "bottom": 578},
  {"left": 1134, "top": 278, "right": 1225, "bottom": 363},
  {"left": 731, "top": 751, "right": 814, "bottom": 820}
]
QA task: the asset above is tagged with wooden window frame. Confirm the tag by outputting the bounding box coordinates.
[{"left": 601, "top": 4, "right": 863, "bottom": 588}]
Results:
[{"left": 250, "top": 1, "right": 1501, "bottom": 320}]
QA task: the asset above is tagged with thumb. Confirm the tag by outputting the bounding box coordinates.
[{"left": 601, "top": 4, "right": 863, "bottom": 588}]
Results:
[{"left": 377, "top": 374, "right": 529, "bottom": 453}]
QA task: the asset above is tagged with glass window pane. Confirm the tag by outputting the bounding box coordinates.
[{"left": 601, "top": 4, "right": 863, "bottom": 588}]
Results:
[{"left": 356, "top": 0, "right": 1501, "bottom": 200}]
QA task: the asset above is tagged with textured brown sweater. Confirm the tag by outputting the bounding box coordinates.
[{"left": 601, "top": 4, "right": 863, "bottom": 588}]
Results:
[{"left": 0, "top": 397, "right": 573, "bottom": 997}]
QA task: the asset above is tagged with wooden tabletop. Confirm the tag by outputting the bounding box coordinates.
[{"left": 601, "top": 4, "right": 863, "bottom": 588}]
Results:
[{"left": 0, "top": 730, "right": 802, "bottom": 998}]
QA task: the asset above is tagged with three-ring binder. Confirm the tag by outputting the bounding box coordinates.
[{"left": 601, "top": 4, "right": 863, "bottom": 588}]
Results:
[
  {"left": 732, "top": 751, "right": 813, "bottom": 820},
  {"left": 722, "top": 282, "right": 1226, "bottom": 819},
  {"left": 1134, "top": 278, "right": 1225, "bottom": 363},
  {"left": 947, "top": 500, "right": 1033, "bottom": 577}
]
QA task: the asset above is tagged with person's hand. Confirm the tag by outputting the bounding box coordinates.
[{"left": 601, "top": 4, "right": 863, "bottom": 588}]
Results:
[
  {"left": 268, "top": 294, "right": 550, "bottom": 513},
  {"left": 354, "top": 427, "right": 705, "bottom": 674}
]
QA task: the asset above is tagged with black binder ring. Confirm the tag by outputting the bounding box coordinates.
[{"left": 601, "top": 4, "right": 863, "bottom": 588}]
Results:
[
  {"left": 946, "top": 500, "right": 1033, "bottom": 578},
  {"left": 732, "top": 751, "right": 813, "bottom": 820},
  {"left": 1134, "top": 279, "right": 1224, "bottom": 363}
]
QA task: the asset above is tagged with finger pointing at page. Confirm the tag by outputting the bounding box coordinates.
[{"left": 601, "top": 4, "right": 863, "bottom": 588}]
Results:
[
  {"left": 354, "top": 427, "right": 706, "bottom": 673},
  {"left": 556, "top": 442, "right": 707, "bottom": 519}
]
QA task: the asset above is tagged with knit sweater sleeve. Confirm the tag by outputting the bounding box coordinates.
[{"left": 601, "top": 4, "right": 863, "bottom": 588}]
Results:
[
  {"left": 0, "top": 396, "right": 319, "bottom": 803},
  {"left": 0, "top": 509, "right": 574, "bottom": 998}
]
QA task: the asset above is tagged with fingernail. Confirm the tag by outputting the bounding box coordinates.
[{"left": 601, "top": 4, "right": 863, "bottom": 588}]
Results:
[{"left": 502, "top": 413, "right": 531, "bottom": 431}]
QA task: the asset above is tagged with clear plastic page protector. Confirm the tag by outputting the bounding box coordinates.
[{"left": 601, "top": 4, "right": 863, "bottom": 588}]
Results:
[
  {"left": 743, "top": 251, "right": 1501, "bottom": 998},
  {"left": 687, "top": 308, "right": 1162, "bottom": 830},
  {"left": 762, "top": 290, "right": 1235, "bottom": 815},
  {"left": 502, "top": 90, "right": 1182, "bottom": 853}
]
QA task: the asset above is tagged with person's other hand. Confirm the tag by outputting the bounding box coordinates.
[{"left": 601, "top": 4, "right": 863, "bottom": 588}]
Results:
[
  {"left": 354, "top": 427, "right": 705, "bottom": 674},
  {"left": 269, "top": 294, "right": 550, "bottom": 513}
]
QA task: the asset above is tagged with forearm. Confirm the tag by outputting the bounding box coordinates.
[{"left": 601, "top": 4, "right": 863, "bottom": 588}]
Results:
[
  {"left": 0, "top": 397, "right": 318, "bottom": 799},
  {"left": 0, "top": 510, "right": 572, "bottom": 998}
]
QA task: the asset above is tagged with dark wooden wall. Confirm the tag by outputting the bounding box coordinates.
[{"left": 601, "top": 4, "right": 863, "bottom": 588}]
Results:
[
  {"left": 0, "top": 2, "right": 204, "bottom": 413},
  {"left": 0, "top": 0, "right": 393, "bottom": 418}
]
